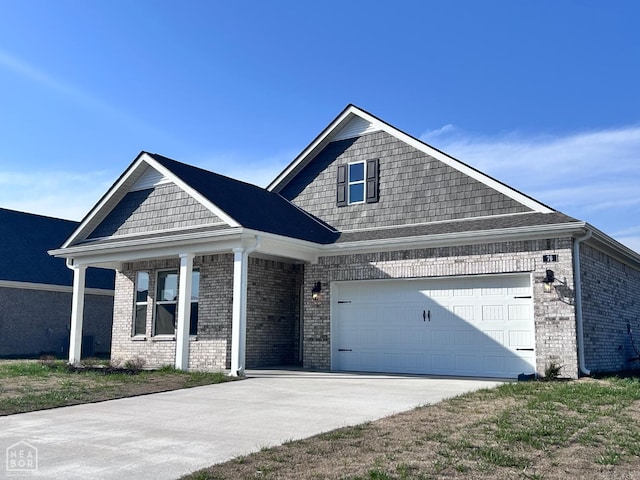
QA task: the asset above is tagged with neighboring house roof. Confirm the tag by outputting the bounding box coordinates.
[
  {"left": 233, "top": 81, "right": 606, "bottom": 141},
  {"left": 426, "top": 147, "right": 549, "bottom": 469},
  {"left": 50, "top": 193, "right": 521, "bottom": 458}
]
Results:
[{"left": 0, "top": 208, "right": 114, "bottom": 289}]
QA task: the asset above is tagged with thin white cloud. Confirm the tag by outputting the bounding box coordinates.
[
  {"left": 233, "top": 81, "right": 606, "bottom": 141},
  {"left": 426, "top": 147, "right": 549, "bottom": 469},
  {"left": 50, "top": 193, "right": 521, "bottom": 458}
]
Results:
[
  {"left": 421, "top": 124, "right": 640, "bottom": 252},
  {"left": 0, "top": 49, "right": 170, "bottom": 140},
  {"left": 0, "top": 170, "right": 114, "bottom": 221}
]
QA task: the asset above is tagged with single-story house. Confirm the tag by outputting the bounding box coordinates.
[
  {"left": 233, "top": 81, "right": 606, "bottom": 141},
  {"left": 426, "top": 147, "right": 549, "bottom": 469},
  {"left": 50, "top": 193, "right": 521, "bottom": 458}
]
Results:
[
  {"left": 50, "top": 105, "right": 640, "bottom": 378},
  {"left": 1, "top": 208, "right": 114, "bottom": 357}
]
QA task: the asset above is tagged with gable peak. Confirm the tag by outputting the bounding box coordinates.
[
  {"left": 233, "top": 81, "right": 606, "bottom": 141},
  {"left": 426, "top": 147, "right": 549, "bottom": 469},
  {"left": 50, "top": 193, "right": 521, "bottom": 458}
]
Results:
[
  {"left": 130, "top": 165, "right": 170, "bottom": 192},
  {"left": 332, "top": 115, "right": 381, "bottom": 142}
]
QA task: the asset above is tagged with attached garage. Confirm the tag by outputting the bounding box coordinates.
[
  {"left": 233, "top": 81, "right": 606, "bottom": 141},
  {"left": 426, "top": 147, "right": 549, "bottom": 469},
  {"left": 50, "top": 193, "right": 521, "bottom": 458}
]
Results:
[{"left": 331, "top": 274, "right": 536, "bottom": 378}]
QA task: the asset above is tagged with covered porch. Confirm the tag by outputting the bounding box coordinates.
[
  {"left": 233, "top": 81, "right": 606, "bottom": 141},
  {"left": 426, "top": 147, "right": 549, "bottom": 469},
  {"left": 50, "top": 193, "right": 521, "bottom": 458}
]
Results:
[{"left": 51, "top": 231, "right": 315, "bottom": 376}]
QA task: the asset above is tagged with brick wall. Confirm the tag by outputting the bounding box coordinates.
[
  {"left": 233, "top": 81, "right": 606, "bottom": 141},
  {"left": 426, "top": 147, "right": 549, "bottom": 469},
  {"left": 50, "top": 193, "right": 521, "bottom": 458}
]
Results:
[
  {"left": 111, "top": 254, "right": 302, "bottom": 370},
  {"left": 246, "top": 257, "right": 303, "bottom": 367},
  {"left": 0, "top": 286, "right": 113, "bottom": 357},
  {"left": 303, "top": 238, "right": 579, "bottom": 378},
  {"left": 280, "top": 131, "right": 530, "bottom": 231},
  {"left": 580, "top": 243, "right": 640, "bottom": 373}
]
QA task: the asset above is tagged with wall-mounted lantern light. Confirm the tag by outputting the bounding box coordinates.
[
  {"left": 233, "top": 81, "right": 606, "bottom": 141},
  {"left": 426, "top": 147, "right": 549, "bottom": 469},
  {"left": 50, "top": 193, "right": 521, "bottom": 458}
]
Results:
[
  {"left": 311, "top": 281, "right": 322, "bottom": 301},
  {"left": 542, "top": 269, "right": 555, "bottom": 293}
]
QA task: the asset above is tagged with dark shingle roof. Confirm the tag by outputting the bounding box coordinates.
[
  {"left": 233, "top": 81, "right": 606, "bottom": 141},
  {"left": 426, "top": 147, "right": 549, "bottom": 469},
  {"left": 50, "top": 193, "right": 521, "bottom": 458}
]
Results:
[
  {"left": 336, "top": 212, "right": 582, "bottom": 243},
  {"left": 148, "top": 153, "right": 339, "bottom": 244},
  {"left": 0, "top": 208, "right": 114, "bottom": 289}
]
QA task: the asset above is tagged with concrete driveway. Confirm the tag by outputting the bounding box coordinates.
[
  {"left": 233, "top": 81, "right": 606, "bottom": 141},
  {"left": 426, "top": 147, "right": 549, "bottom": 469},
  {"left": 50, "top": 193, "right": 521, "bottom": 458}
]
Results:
[{"left": 0, "top": 370, "right": 501, "bottom": 479}]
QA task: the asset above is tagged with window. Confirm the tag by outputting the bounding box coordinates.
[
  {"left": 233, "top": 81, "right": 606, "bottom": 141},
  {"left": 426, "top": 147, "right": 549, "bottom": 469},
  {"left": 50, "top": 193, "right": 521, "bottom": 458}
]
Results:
[
  {"left": 133, "top": 272, "right": 149, "bottom": 336},
  {"left": 152, "top": 269, "right": 201, "bottom": 336},
  {"left": 348, "top": 162, "right": 365, "bottom": 203},
  {"left": 190, "top": 269, "right": 200, "bottom": 335},
  {"left": 154, "top": 270, "right": 178, "bottom": 335},
  {"left": 337, "top": 158, "right": 379, "bottom": 206}
]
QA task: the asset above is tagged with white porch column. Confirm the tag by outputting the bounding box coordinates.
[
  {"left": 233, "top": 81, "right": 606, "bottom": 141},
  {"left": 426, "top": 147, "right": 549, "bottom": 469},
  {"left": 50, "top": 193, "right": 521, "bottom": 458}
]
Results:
[
  {"left": 175, "top": 253, "right": 194, "bottom": 371},
  {"left": 230, "top": 247, "right": 249, "bottom": 376},
  {"left": 69, "top": 264, "right": 87, "bottom": 365}
]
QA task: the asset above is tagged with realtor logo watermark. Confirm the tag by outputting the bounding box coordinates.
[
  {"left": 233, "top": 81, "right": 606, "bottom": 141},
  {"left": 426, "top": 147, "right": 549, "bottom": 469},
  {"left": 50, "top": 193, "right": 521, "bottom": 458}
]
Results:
[{"left": 6, "top": 441, "right": 38, "bottom": 475}]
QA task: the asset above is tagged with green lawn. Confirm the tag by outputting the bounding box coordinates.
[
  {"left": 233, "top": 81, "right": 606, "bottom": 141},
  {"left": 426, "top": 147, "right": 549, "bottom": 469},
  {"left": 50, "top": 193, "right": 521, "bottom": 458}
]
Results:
[
  {"left": 184, "top": 377, "right": 640, "bottom": 480},
  {"left": 0, "top": 359, "right": 234, "bottom": 416}
]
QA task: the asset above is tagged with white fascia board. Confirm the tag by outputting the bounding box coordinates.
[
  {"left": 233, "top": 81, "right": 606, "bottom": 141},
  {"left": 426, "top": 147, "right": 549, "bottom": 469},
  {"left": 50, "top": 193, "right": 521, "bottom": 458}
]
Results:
[
  {"left": 268, "top": 105, "right": 552, "bottom": 214},
  {"left": 319, "top": 222, "right": 588, "bottom": 256},
  {"left": 53, "top": 228, "right": 319, "bottom": 266},
  {"left": 242, "top": 229, "right": 319, "bottom": 263},
  {"left": 50, "top": 228, "right": 245, "bottom": 265},
  {"left": 0, "top": 280, "right": 113, "bottom": 296},
  {"left": 586, "top": 225, "right": 640, "bottom": 270},
  {"left": 352, "top": 109, "right": 554, "bottom": 214},
  {"left": 62, "top": 153, "right": 241, "bottom": 249},
  {"left": 268, "top": 105, "right": 370, "bottom": 192},
  {"left": 143, "top": 153, "right": 240, "bottom": 227},
  {"left": 62, "top": 156, "right": 150, "bottom": 248}
]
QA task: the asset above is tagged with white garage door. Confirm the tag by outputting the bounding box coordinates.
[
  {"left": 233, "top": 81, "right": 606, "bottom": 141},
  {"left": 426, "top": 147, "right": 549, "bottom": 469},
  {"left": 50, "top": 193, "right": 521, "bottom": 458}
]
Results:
[{"left": 331, "top": 274, "right": 535, "bottom": 378}]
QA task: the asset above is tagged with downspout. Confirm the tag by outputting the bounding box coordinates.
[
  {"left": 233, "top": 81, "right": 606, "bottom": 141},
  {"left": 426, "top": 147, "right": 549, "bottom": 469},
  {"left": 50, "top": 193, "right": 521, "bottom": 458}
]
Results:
[{"left": 573, "top": 228, "right": 592, "bottom": 376}]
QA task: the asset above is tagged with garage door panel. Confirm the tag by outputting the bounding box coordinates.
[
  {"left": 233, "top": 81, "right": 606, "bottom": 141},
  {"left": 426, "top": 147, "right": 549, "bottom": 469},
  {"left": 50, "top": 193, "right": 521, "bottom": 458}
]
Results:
[
  {"left": 454, "top": 329, "right": 476, "bottom": 346},
  {"left": 455, "top": 355, "right": 476, "bottom": 372},
  {"left": 508, "top": 304, "right": 530, "bottom": 321},
  {"left": 383, "top": 352, "right": 427, "bottom": 372},
  {"left": 482, "top": 305, "right": 503, "bottom": 321},
  {"left": 482, "top": 329, "right": 505, "bottom": 344},
  {"left": 452, "top": 305, "right": 475, "bottom": 322},
  {"left": 509, "top": 330, "right": 533, "bottom": 347},
  {"left": 332, "top": 275, "right": 535, "bottom": 378}
]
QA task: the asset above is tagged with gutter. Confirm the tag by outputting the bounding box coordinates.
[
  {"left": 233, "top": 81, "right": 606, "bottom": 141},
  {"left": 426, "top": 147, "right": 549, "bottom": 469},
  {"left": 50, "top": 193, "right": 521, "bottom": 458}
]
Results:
[
  {"left": 322, "top": 222, "right": 587, "bottom": 255},
  {"left": 573, "top": 228, "right": 593, "bottom": 376}
]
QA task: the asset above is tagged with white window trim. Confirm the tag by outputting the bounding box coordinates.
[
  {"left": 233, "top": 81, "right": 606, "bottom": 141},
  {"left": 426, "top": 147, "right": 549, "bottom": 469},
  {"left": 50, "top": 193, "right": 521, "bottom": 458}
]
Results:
[
  {"left": 348, "top": 160, "right": 366, "bottom": 205},
  {"left": 153, "top": 269, "right": 179, "bottom": 337},
  {"left": 132, "top": 271, "right": 149, "bottom": 337}
]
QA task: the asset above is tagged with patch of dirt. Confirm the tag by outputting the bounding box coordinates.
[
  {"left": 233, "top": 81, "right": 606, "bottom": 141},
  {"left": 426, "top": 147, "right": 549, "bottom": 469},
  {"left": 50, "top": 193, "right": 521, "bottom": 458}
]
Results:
[
  {"left": 187, "top": 381, "right": 640, "bottom": 480},
  {"left": 0, "top": 364, "right": 232, "bottom": 415}
]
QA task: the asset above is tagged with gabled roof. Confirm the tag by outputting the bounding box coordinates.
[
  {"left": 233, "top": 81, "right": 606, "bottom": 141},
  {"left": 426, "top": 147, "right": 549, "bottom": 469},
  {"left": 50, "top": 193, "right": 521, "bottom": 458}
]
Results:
[
  {"left": 63, "top": 152, "right": 338, "bottom": 248},
  {"left": 0, "top": 208, "right": 114, "bottom": 289},
  {"left": 267, "top": 104, "right": 554, "bottom": 214},
  {"left": 147, "top": 154, "right": 338, "bottom": 244}
]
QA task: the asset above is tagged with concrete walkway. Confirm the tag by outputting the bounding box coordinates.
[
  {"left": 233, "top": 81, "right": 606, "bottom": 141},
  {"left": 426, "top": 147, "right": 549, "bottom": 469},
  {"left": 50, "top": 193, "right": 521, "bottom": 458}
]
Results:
[{"left": 0, "top": 370, "right": 502, "bottom": 479}]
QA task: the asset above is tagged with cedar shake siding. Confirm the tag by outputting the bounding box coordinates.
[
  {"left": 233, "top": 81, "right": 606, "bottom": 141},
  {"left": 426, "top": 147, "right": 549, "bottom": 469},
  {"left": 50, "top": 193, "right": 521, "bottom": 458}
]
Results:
[
  {"left": 280, "top": 131, "right": 531, "bottom": 231},
  {"left": 88, "top": 182, "right": 223, "bottom": 239}
]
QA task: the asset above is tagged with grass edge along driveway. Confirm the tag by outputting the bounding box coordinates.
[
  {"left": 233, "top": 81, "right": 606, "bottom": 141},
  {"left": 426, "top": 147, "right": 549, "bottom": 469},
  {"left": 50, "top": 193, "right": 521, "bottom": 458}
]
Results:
[
  {"left": 184, "top": 377, "right": 640, "bottom": 480},
  {"left": 0, "top": 359, "right": 235, "bottom": 416}
]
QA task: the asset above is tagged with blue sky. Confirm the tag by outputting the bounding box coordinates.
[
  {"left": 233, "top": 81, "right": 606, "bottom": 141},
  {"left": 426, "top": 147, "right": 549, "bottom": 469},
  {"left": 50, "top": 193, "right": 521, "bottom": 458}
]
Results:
[{"left": 0, "top": 1, "right": 639, "bottom": 250}]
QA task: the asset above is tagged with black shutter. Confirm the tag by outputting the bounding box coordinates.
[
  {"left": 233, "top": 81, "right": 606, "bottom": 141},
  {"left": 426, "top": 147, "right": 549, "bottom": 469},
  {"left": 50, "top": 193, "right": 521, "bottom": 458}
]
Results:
[
  {"left": 336, "top": 164, "right": 347, "bottom": 207},
  {"left": 365, "top": 158, "right": 379, "bottom": 203}
]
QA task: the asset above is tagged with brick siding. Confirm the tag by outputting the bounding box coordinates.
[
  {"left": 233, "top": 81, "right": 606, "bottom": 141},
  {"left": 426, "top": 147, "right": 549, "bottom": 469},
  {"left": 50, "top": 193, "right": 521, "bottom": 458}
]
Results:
[
  {"left": 0, "top": 286, "right": 113, "bottom": 357},
  {"left": 303, "top": 238, "right": 579, "bottom": 378},
  {"left": 580, "top": 244, "right": 640, "bottom": 373},
  {"left": 111, "top": 255, "right": 302, "bottom": 370}
]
